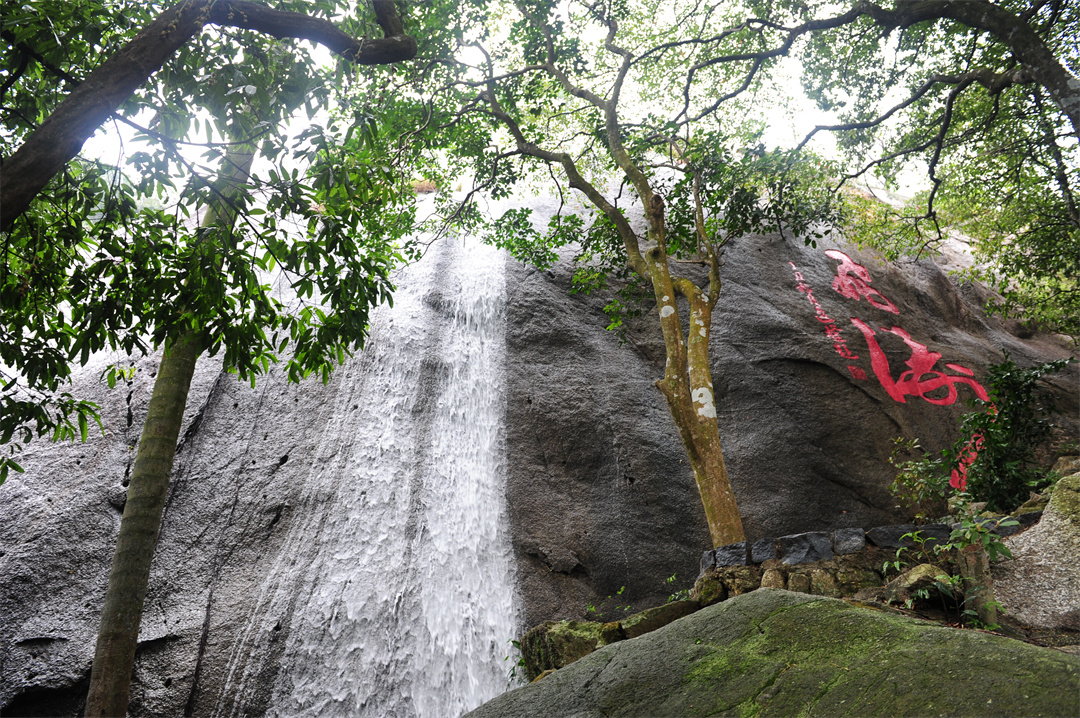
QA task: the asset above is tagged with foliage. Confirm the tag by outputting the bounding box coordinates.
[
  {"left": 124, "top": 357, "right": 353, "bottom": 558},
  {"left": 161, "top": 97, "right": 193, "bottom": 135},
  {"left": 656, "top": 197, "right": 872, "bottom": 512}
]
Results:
[
  {"left": 889, "top": 355, "right": 1071, "bottom": 514},
  {"left": 504, "top": 638, "right": 527, "bottom": 685},
  {"left": 585, "top": 585, "right": 630, "bottom": 620},
  {"left": 882, "top": 516, "right": 1015, "bottom": 629},
  {"left": 960, "top": 356, "right": 1072, "bottom": 511},
  {"left": 789, "top": 0, "right": 1080, "bottom": 336},
  {"left": 0, "top": 0, "right": 431, "bottom": 485},
  {"left": 665, "top": 572, "right": 690, "bottom": 604},
  {"left": 888, "top": 437, "right": 951, "bottom": 523}
]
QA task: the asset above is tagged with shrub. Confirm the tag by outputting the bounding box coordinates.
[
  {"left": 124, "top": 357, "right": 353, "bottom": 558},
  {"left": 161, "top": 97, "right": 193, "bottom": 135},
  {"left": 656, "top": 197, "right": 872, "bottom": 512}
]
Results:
[{"left": 890, "top": 354, "right": 1071, "bottom": 514}]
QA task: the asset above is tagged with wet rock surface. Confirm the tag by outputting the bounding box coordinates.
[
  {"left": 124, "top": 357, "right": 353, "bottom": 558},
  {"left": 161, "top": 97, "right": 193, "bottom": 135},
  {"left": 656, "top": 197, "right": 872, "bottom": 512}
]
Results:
[
  {"left": 1, "top": 207, "right": 1077, "bottom": 714},
  {"left": 469, "top": 590, "right": 1080, "bottom": 718}
]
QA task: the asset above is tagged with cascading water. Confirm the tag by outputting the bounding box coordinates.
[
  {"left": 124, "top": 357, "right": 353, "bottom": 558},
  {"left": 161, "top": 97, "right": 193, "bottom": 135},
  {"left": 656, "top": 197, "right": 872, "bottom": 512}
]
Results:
[{"left": 212, "top": 235, "right": 518, "bottom": 717}]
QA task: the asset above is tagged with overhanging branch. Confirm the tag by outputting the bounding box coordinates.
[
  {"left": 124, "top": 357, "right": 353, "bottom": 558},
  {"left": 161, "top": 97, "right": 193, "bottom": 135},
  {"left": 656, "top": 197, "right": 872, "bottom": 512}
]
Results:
[{"left": 0, "top": 0, "right": 417, "bottom": 232}]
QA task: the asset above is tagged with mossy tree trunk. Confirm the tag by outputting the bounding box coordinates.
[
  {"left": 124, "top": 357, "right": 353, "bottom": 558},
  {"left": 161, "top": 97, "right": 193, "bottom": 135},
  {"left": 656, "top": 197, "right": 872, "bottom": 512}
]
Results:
[
  {"left": 485, "top": 60, "right": 746, "bottom": 547},
  {"left": 84, "top": 332, "right": 202, "bottom": 716},
  {"left": 85, "top": 146, "right": 254, "bottom": 717},
  {"left": 958, "top": 544, "right": 998, "bottom": 627}
]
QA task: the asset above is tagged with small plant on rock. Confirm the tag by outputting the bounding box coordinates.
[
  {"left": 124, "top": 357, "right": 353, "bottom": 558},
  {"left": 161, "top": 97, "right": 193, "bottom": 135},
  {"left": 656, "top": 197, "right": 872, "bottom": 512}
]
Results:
[
  {"left": 666, "top": 573, "right": 691, "bottom": 603},
  {"left": 585, "top": 585, "right": 631, "bottom": 620},
  {"left": 504, "top": 639, "right": 527, "bottom": 685}
]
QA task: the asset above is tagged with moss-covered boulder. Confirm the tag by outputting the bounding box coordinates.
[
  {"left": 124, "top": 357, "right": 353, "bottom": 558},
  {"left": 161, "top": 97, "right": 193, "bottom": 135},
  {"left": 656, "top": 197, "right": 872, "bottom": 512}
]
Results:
[
  {"left": 468, "top": 589, "right": 1079, "bottom": 718},
  {"left": 519, "top": 601, "right": 703, "bottom": 680},
  {"left": 619, "top": 600, "right": 699, "bottom": 639},
  {"left": 519, "top": 620, "right": 606, "bottom": 681}
]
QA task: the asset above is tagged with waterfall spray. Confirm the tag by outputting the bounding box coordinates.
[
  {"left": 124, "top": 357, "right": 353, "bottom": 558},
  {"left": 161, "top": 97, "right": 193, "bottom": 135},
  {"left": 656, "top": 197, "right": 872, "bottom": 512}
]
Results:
[{"left": 213, "top": 236, "right": 518, "bottom": 717}]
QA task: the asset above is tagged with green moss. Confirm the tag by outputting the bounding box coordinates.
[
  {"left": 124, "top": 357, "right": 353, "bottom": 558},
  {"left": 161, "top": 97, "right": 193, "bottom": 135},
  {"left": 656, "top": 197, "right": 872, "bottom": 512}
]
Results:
[
  {"left": 1049, "top": 473, "right": 1080, "bottom": 522},
  {"left": 474, "top": 591, "right": 1080, "bottom": 718},
  {"left": 519, "top": 619, "right": 605, "bottom": 680}
]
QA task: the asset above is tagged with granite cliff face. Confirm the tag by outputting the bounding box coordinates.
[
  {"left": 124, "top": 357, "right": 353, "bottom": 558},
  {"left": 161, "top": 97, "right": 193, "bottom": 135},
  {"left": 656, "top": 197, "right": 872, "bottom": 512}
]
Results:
[
  {"left": 0, "top": 205, "right": 1075, "bottom": 714},
  {"left": 504, "top": 224, "right": 1076, "bottom": 627}
]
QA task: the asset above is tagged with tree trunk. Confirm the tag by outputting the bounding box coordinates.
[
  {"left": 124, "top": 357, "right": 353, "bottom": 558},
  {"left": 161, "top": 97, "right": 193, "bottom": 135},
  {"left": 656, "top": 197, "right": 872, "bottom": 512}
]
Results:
[
  {"left": 958, "top": 543, "right": 998, "bottom": 627},
  {"left": 84, "top": 143, "right": 254, "bottom": 716},
  {"left": 84, "top": 332, "right": 201, "bottom": 717},
  {"left": 643, "top": 204, "right": 745, "bottom": 548}
]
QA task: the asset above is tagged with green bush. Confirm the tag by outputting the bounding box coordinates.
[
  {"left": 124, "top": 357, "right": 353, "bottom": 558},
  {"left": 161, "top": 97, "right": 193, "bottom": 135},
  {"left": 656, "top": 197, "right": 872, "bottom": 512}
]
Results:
[
  {"left": 890, "top": 354, "right": 1071, "bottom": 514},
  {"left": 961, "top": 355, "right": 1071, "bottom": 511}
]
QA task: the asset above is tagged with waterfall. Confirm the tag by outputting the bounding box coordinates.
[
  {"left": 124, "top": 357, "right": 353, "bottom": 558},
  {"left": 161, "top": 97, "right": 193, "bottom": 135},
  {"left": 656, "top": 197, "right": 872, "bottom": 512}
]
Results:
[{"left": 212, "top": 235, "right": 518, "bottom": 717}]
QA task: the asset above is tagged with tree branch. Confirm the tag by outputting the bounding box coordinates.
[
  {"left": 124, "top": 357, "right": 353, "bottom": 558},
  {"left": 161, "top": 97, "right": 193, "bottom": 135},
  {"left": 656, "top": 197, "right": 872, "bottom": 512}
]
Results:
[
  {"left": 0, "top": 0, "right": 416, "bottom": 232},
  {"left": 852, "top": 0, "right": 1080, "bottom": 137}
]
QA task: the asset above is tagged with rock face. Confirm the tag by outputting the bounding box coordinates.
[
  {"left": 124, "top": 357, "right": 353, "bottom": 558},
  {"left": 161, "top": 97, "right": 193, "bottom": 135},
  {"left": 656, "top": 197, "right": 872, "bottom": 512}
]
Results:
[
  {"left": 0, "top": 193, "right": 1077, "bottom": 714},
  {"left": 505, "top": 224, "right": 1077, "bottom": 625},
  {"left": 994, "top": 472, "right": 1080, "bottom": 630},
  {"left": 467, "top": 589, "right": 1080, "bottom": 718}
]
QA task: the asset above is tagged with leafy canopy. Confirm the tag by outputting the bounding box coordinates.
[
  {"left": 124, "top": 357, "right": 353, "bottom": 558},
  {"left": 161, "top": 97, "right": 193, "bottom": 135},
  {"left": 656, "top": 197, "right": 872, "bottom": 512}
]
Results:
[{"left": 0, "top": 0, "right": 436, "bottom": 483}]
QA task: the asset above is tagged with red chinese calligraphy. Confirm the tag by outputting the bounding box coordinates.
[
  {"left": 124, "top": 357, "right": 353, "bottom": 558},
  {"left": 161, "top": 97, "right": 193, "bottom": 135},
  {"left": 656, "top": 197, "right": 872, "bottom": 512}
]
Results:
[
  {"left": 789, "top": 262, "right": 859, "bottom": 360},
  {"left": 951, "top": 433, "right": 984, "bottom": 491},
  {"left": 849, "top": 318, "right": 989, "bottom": 406},
  {"left": 825, "top": 249, "right": 899, "bottom": 314}
]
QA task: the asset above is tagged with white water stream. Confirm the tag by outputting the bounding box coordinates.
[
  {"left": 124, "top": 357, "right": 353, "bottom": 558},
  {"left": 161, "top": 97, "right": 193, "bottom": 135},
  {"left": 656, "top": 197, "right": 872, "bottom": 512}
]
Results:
[{"left": 212, "top": 236, "right": 518, "bottom": 717}]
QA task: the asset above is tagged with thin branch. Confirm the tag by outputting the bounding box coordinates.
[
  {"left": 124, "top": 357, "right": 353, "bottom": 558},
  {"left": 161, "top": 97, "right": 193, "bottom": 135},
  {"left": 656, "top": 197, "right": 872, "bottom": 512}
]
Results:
[{"left": 794, "top": 67, "right": 1033, "bottom": 154}]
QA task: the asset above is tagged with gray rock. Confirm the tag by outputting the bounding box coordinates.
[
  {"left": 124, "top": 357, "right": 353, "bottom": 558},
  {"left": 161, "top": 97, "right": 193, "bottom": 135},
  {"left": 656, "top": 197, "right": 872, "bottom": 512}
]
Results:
[
  {"left": 988, "top": 516, "right": 1023, "bottom": 537},
  {"left": 713, "top": 541, "right": 749, "bottom": 567},
  {"left": 1052, "top": 455, "right": 1080, "bottom": 476},
  {"left": 831, "top": 527, "right": 866, "bottom": 554},
  {"left": 505, "top": 224, "right": 1076, "bottom": 626},
  {"left": 467, "top": 590, "right": 1080, "bottom": 718},
  {"left": 751, "top": 537, "right": 777, "bottom": 563},
  {"left": 913, "top": 523, "right": 952, "bottom": 550},
  {"left": 1015, "top": 510, "right": 1043, "bottom": 528},
  {"left": 867, "top": 524, "right": 916, "bottom": 549},
  {"left": 779, "top": 532, "right": 833, "bottom": 564},
  {"left": 699, "top": 549, "right": 715, "bottom": 575},
  {"left": 994, "top": 472, "right": 1080, "bottom": 630},
  {"left": 1, "top": 203, "right": 1077, "bottom": 714}
]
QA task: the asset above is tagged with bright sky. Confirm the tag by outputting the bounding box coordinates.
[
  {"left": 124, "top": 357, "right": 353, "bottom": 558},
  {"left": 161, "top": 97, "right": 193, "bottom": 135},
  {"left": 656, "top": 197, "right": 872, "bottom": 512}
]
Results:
[{"left": 79, "top": 15, "right": 928, "bottom": 206}]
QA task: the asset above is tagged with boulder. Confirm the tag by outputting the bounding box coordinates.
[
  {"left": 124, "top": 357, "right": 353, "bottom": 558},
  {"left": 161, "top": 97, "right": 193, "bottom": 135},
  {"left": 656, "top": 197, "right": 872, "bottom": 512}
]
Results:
[
  {"left": 1051, "top": 455, "right": 1080, "bottom": 476},
  {"left": 519, "top": 601, "right": 702, "bottom": 680},
  {"left": 831, "top": 527, "right": 866, "bottom": 554},
  {"left": 503, "top": 224, "right": 1077, "bottom": 626},
  {"left": 883, "top": 564, "right": 953, "bottom": 605},
  {"left": 779, "top": 532, "right": 833, "bottom": 564},
  {"left": 866, "top": 524, "right": 916, "bottom": 549},
  {"left": 993, "top": 472, "right": 1080, "bottom": 630},
  {"left": 467, "top": 589, "right": 1080, "bottom": 718},
  {"left": 750, "top": 537, "right": 777, "bottom": 563},
  {"left": 619, "top": 600, "right": 700, "bottom": 640},
  {"left": 1, "top": 199, "right": 1076, "bottom": 712},
  {"left": 519, "top": 620, "right": 607, "bottom": 682}
]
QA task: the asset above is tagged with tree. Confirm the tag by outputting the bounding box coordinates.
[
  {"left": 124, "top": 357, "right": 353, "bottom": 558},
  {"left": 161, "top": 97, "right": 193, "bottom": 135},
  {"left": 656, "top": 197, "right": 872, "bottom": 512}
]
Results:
[
  {"left": 399, "top": 0, "right": 843, "bottom": 547},
  {"left": 787, "top": 0, "right": 1079, "bottom": 335},
  {"left": 0, "top": 0, "right": 420, "bottom": 485},
  {"left": 401, "top": 0, "right": 1076, "bottom": 546},
  {"left": 2, "top": 1, "right": 429, "bottom": 713}
]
